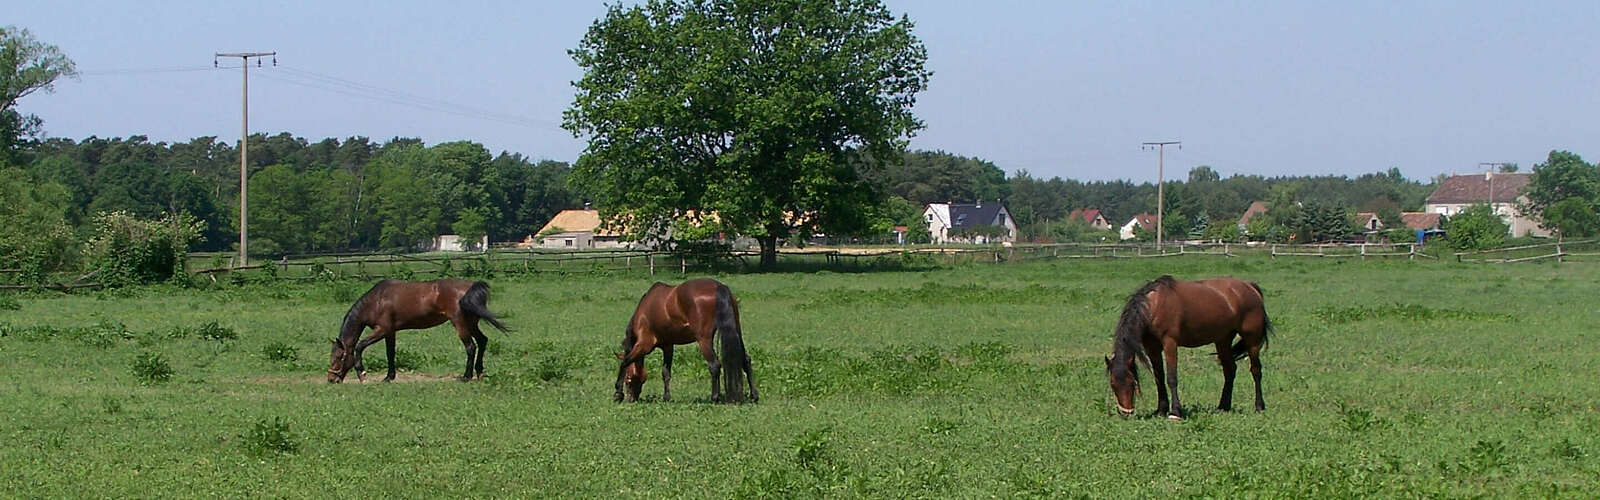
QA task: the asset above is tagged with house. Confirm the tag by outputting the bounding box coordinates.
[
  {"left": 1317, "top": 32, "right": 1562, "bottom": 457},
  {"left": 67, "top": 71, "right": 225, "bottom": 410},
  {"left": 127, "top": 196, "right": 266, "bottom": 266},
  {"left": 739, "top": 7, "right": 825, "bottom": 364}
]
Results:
[
  {"left": 1354, "top": 212, "right": 1382, "bottom": 232},
  {"left": 1424, "top": 172, "right": 1548, "bottom": 237},
  {"left": 923, "top": 202, "right": 1017, "bottom": 244},
  {"left": 1067, "top": 208, "right": 1111, "bottom": 230},
  {"left": 1119, "top": 213, "right": 1157, "bottom": 240},
  {"left": 892, "top": 225, "right": 909, "bottom": 245},
  {"left": 1237, "top": 201, "right": 1269, "bottom": 229},
  {"left": 1401, "top": 212, "right": 1442, "bottom": 231},
  {"left": 530, "top": 209, "right": 628, "bottom": 249},
  {"left": 432, "top": 234, "right": 487, "bottom": 252}
]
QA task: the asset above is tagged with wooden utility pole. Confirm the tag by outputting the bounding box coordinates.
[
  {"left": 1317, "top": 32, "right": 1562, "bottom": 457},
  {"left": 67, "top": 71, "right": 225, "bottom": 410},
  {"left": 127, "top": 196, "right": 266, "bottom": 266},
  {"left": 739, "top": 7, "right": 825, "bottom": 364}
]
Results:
[
  {"left": 1142, "top": 141, "right": 1181, "bottom": 252},
  {"left": 1479, "top": 162, "right": 1511, "bottom": 218},
  {"left": 215, "top": 51, "right": 276, "bottom": 267}
]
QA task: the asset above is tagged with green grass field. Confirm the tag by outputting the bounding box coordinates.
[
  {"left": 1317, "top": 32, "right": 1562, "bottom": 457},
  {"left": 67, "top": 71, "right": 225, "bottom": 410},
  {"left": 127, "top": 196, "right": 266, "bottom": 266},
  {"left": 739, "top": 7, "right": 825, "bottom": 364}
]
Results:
[{"left": 3, "top": 257, "right": 1597, "bottom": 497}]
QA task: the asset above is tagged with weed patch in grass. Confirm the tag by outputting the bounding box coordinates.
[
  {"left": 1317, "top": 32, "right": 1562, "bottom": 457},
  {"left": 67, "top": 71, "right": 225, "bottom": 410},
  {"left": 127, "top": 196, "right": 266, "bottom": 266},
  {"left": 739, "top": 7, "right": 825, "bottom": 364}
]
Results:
[
  {"left": 1313, "top": 303, "right": 1514, "bottom": 324},
  {"left": 241, "top": 417, "right": 300, "bottom": 456},
  {"left": 131, "top": 351, "right": 173, "bottom": 385},
  {"left": 260, "top": 341, "right": 298, "bottom": 362}
]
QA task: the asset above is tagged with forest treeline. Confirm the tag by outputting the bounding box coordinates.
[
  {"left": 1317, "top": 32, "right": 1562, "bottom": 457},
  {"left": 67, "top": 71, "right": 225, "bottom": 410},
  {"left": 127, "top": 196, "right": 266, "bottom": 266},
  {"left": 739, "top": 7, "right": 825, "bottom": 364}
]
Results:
[{"left": 8, "top": 132, "right": 1441, "bottom": 255}]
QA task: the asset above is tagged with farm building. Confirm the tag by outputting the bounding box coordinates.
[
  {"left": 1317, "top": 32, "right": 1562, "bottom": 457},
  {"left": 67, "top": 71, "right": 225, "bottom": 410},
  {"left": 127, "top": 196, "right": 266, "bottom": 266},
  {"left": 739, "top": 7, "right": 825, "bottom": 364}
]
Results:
[
  {"left": 530, "top": 209, "right": 628, "bottom": 249},
  {"left": 1119, "top": 213, "right": 1157, "bottom": 240},
  {"left": 1401, "top": 212, "right": 1442, "bottom": 231},
  {"left": 1354, "top": 212, "right": 1382, "bottom": 232},
  {"left": 923, "top": 202, "right": 1017, "bottom": 244},
  {"left": 432, "top": 234, "right": 487, "bottom": 252},
  {"left": 1067, "top": 208, "right": 1111, "bottom": 230},
  {"left": 1237, "top": 201, "right": 1269, "bottom": 229},
  {"left": 1424, "top": 173, "right": 1548, "bottom": 237}
]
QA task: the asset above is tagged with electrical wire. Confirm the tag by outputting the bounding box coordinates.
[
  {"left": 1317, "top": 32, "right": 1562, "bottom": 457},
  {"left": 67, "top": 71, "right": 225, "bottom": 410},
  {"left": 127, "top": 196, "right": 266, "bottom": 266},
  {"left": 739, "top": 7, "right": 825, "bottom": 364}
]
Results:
[{"left": 251, "top": 70, "right": 550, "bottom": 129}]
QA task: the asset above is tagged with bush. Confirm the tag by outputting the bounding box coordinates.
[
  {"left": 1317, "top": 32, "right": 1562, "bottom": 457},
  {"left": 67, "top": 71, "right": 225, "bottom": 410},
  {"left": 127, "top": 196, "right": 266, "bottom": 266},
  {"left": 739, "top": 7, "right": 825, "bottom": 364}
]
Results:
[
  {"left": 1446, "top": 204, "right": 1508, "bottom": 251},
  {"left": 131, "top": 351, "right": 174, "bottom": 385},
  {"left": 261, "top": 341, "right": 298, "bottom": 362},
  {"left": 193, "top": 321, "right": 237, "bottom": 342},
  {"left": 241, "top": 417, "right": 300, "bottom": 456},
  {"left": 84, "top": 211, "right": 203, "bottom": 287}
]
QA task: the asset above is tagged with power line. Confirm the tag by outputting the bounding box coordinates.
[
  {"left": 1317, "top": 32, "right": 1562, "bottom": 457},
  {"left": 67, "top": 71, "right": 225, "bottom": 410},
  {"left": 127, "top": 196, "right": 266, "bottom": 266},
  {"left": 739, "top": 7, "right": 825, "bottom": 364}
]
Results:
[{"left": 253, "top": 71, "right": 550, "bottom": 129}]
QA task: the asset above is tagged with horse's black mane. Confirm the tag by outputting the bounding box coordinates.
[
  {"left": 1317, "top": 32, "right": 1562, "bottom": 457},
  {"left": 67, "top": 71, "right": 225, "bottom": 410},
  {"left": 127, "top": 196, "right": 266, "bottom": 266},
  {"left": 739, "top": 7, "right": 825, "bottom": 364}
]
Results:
[
  {"left": 338, "top": 280, "right": 393, "bottom": 345},
  {"left": 1111, "top": 275, "right": 1177, "bottom": 377}
]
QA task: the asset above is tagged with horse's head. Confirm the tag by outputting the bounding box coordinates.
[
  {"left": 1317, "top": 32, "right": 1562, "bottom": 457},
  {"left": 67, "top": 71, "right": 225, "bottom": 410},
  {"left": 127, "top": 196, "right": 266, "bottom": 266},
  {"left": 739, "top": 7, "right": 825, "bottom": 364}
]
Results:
[
  {"left": 617, "top": 352, "right": 648, "bottom": 401},
  {"left": 1105, "top": 356, "right": 1139, "bottom": 416},
  {"left": 328, "top": 338, "right": 354, "bottom": 383}
]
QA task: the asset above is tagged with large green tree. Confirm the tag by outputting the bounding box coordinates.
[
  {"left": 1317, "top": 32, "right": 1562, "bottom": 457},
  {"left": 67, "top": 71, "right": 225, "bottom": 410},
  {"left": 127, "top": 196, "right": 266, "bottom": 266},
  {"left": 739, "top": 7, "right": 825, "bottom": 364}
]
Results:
[
  {"left": 564, "top": 0, "right": 930, "bottom": 268},
  {"left": 1523, "top": 150, "right": 1598, "bottom": 234},
  {"left": 1, "top": 26, "right": 77, "bottom": 166}
]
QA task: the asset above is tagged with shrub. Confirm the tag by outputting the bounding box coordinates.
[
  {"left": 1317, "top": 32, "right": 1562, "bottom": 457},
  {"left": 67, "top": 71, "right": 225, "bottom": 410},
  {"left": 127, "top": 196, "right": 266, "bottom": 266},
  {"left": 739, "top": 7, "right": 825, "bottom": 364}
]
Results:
[
  {"left": 193, "top": 321, "right": 237, "bottom": 342},
  {"left": 131, "top": 351, "right": 174, "bottom": 385},
  {"left": 84, "top": 211, "right": 203, "bottom": 287},
  {"left": 261, "top": 341, "right": 298, "bottom": 362},
  {"left": 241, "top": 417, "right": 300, "bottom": 456},
  {"left": 1445, "top": 204, "right": 1508, "bottom": 251}
]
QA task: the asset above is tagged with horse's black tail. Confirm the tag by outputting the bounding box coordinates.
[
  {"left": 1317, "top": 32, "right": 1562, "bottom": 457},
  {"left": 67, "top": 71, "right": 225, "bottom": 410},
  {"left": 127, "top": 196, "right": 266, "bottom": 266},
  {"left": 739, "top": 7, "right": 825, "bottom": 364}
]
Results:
[
  {"left": 1230, "top": 282, "right": 1270, "bottom": 361},
  {"left": 459, "top": 281, "right": 510, "bottom": 333},
  {"left": 714, "top": 283, "right": 751, "bottom": 403}
]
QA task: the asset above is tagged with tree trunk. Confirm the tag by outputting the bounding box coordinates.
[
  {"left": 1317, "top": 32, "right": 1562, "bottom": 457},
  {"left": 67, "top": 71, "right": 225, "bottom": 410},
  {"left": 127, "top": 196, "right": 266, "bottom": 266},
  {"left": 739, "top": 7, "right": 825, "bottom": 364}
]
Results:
[{"left": 758, "top": 234, "right": 778, "bottom": 271}]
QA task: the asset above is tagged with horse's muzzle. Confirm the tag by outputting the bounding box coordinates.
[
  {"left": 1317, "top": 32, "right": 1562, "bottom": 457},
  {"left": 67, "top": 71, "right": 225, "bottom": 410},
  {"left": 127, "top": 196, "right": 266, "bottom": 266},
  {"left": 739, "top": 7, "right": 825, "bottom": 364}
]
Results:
[{"left": 1116, "top": 405, "right": 1135, "bottom": 416}]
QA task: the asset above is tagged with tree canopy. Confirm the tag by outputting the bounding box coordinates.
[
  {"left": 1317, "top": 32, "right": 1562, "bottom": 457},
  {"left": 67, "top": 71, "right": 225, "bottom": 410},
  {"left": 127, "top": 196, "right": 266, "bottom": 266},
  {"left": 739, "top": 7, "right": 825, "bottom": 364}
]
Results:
[
  {"left": 563, "top": 0, "right": 931, "bottom": 268},
  {"left": 1, "top": 25, "right": 78, "bottom": 166}
]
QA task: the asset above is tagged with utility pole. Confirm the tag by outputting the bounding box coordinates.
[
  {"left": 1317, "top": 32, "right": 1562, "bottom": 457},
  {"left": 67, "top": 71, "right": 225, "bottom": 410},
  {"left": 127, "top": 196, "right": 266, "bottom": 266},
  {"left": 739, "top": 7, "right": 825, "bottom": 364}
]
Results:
[
  {"left": 215, "top": 51, "right": 275, "bottom": 267},
  {"left": 1142, "top": 141, "right": 1181, "bottom": 252}
]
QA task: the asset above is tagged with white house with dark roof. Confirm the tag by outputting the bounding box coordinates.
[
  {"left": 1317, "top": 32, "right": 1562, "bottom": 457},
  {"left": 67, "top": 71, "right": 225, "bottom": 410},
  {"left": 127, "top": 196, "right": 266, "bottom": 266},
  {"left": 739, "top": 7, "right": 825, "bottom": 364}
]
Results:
[{"left": 924, "top": 202, "right": 1017, "bottom": 244}]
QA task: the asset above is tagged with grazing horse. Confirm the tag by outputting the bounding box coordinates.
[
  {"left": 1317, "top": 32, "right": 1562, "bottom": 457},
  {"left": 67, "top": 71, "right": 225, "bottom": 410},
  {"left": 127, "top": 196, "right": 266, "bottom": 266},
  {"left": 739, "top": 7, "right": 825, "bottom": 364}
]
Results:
[
  {"left": 617, "top": 352, "right": 649, "bottom": 401},
  {"left": 327, "top": 278, "right": 509, "bottom": 383},
  {"left": 1105, "top": 275, "right": 1271, "bottom": 419},
  {"left": 615, "top": 278, "right": 757, "bottom": 403}
]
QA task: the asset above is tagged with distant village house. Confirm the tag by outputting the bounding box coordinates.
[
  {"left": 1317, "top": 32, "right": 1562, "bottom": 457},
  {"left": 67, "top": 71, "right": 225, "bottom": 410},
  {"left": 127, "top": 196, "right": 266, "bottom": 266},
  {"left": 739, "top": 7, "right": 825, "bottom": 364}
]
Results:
[
  {"left": 528, "top": 209, "right": 628, "bottom": 249},
  {"left": 1424, "top": 172, "right": 1548, "bottom": 237},
  {"left": 1067, "top": 208, "right": 1111, "bottom": 230},
  {"left": 1120, "top": 213, "right": 1157, "bottom": 240},
  {"left": 924, "top": 202, "right": 1018, "bottom": 244}
]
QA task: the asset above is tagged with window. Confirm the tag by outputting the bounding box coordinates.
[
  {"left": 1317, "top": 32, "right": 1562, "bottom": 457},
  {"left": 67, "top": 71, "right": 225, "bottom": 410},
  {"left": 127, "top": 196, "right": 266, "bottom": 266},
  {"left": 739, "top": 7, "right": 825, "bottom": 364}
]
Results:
[
  {"left": 926, "top": 213, "right": 933, "bottom": 222},
  {"left": 564, "top": 239, "right": 573, "bottom": 246}
]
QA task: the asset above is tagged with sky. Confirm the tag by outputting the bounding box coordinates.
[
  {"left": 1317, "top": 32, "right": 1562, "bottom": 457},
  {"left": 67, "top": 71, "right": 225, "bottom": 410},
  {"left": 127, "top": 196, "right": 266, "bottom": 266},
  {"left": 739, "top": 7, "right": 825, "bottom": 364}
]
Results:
[{"left": 11, "top": 1, "right": 1600, "bottom": 182}]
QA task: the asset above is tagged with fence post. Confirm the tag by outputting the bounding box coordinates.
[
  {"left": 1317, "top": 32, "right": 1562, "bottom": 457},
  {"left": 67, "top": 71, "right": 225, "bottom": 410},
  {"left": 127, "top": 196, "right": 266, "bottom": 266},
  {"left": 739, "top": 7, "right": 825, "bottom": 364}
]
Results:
[
  {"left": 1556, "top": 238, "right": 1563, "bottom": 264},
  {"left": 1361, "top": 244, "right": 1367, "bottom": 261},
  {"left": 1409, "top": 244, "right": 1416, "bottom": 260},
  {"left": 681, "top": 257, "right": 686, "bottom": 274},
  {"left": 649, "top": 254, "right": 655, "bottom": 275}
]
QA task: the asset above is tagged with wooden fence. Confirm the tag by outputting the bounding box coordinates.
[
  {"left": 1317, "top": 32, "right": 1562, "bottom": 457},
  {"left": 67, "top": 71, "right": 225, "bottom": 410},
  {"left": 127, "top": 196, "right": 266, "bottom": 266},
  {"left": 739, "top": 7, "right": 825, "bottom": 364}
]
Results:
[{"left": 1453, "top": 239, "right": 1599, "bottom": 263}]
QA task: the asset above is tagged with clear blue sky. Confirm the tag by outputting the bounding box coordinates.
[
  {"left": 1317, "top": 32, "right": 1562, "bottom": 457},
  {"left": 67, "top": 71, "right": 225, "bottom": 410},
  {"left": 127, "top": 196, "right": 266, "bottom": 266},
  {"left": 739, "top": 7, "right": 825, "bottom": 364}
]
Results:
[{"left": 12, "top": 1, "right": 1599, "bottom": 182}]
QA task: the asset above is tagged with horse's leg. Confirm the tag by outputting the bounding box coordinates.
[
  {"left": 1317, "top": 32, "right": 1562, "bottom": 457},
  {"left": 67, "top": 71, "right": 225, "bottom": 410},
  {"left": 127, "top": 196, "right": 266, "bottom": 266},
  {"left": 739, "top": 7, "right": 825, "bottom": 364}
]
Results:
[
  {"left": 1215, "top": 339, "right": 1236, "bottom": 412},
  {"left": 1163, "top": 338, "right": 1182, "bottom": 420},
  {"left": 1247, "top": 343, "right": 1265, "bottom": 412},
  {"left": 615, "top": 339, "right": 654, "bottom": 402},
  {"left": 352, "top": 327, "right": 389, "bottom": 382},
  {"left": 1142, "top": 338, "right": 1167, "bottom": 416},
  {"left": 742, "top": 350, "right": 757, "bottom": 403},
  {"left": 457, "top": 335, "right": 476, "bottom": 382},
  {"left": 383, "top": 334, "right": 397, "bottom": 382},
  {"left": 660, "top": 345, "right": 673, "bottom": 402},
  {"left": 697, "top": 337, "right": 722, "bottom": 403},
  {"left": 471, "top": 326, "right": 488, "bottom": 379}
]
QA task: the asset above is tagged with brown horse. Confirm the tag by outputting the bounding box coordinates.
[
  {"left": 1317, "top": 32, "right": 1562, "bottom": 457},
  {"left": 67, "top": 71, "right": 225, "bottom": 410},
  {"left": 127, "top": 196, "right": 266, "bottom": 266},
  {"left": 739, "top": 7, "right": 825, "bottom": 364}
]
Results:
[
  {"left": 615, "top": 278, "right": 757, "bottom": 403},
  {"left": 1105, "top": 275, "right": 1271, "bottom": 419},
  {"left": 327, "top": 278, "right": 509, "bottom": 383}
]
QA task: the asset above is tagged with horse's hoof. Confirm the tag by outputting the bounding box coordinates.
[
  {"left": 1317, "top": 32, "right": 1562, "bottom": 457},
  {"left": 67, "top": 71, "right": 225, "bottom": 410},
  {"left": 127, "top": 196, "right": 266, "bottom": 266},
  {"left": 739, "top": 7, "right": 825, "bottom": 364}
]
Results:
[
  {"left": 382, "top": 377, "right": 395, "bottom": 383},
  {"left": 1168, "top": 414, "right": 1184, "bottom": 421}
]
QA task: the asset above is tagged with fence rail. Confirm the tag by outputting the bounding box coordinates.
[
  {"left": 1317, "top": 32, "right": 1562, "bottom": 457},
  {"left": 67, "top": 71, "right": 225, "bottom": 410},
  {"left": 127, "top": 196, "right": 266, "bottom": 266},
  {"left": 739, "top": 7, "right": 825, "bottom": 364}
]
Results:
[
  {"left": 1453, "top": 239, "right": 1597, "bottom": 264},
  {"left": 0, "top": 240, "right": 1583, "bottom": 291}
]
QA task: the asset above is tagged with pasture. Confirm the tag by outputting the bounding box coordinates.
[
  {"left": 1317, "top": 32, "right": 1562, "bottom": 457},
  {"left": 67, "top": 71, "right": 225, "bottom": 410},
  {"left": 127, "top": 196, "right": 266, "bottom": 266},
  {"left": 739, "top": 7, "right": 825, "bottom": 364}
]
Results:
[{"left": 2, "top": 257, "right": 1597, "bottom": 497}]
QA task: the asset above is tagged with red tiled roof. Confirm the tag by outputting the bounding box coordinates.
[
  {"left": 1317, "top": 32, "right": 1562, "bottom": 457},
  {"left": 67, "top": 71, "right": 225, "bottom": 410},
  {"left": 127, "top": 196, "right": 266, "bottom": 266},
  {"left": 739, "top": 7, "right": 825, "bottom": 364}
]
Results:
[
  {"left": 1425, "top": 173, "right": 1530, "bottom": 204},
  {"left": 1128, "top": 213, "right": 1156, "bottom": 230},
  {"left": 1068, "top": 208, "right": 1103, "bottom": 224},
  {"left": 1238, "top": 201, "right": 1268, "bottom": 226},
  {"left": 1401, "top": 212, "right": 1442, "bottom": 230}
]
